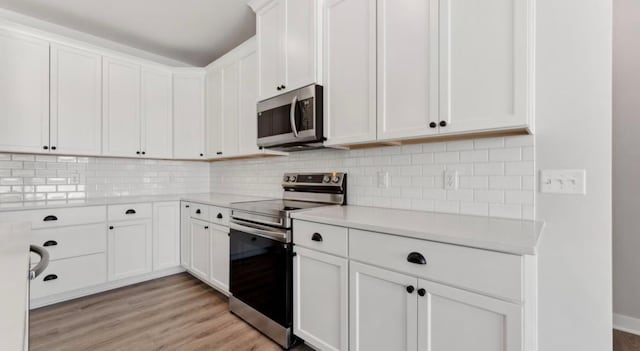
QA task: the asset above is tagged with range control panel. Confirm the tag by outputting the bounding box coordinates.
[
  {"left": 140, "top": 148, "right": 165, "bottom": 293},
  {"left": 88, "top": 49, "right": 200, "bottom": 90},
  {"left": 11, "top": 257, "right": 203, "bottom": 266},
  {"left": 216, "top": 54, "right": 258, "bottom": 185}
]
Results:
[{"left": 282, "top": 172, "right": 346, "bottom": 186}]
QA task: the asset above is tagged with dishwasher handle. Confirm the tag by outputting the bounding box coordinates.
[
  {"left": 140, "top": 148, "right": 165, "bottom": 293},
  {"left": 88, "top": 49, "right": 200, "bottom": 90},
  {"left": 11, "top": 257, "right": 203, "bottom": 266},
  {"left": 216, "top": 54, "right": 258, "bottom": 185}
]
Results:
[{"left": 29, "top": 245, "right": 49, "bottom": 280}]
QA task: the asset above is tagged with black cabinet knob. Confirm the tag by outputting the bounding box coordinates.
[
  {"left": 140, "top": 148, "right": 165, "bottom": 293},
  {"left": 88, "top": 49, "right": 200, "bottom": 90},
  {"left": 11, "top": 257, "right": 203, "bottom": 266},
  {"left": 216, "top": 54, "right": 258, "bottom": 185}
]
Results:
[
  {"left": 43, "top": 274, "right": 58, "bottom": 282},
  {"left": 141, "top": 151, "right": 146, "bottom": 155},
  {"left": 277, "top": 86, "right": 282, "bottom": 91},
  {"left": 51, "top": 146, "right": 57, "bottom": 150},
  {"left": 200, "top": 153, "right": 204, "bottom": 157},
  {"left": 204, "top": 226, "right": 209, "bottom": 230},
  {"left": 217, "top": 213, "right": 223, "bottom": 219},
  {"left": 216, "top": 152, "right": 223, "bottom": 155},
  {"left": 407, "top": 252, "right": 427, "bottom": 265},
  {"left": 406, "top": 285, "right": 415, "bottom": 294},
  {"left": 136, "top": 151, "right": 141, "bottom": 155},
  {"left": 418, "top": 288, "right": 426, "bottom": 297},
  {"left": 109, "top": 226, "right": 114, "bottom": 230},
  {"left": 43, "top": 215, "right": 58, "bottom": 222},
  {"left": 43, "top": 145, "right": 49, "bottom": 150},
  {"left": 281, "top": 85, "right": 286, "bottom": 89},
  {"left": 429, "top": 122, "right": 437, "bottom": 128},
  {"left": 311, "top": 233, "right": 323, "bottom": 242},
  {"left": 439, "top": 121, "right": 447, "bottom": 127},
  {"left": 196, "top": 209, "right": 201, "bottom": 214},
  {"left": 43, "top": 240, "right": 58, "bottom": 247},
  {"left": 185, "top": 205, "right": 190, "bottom": 208}
]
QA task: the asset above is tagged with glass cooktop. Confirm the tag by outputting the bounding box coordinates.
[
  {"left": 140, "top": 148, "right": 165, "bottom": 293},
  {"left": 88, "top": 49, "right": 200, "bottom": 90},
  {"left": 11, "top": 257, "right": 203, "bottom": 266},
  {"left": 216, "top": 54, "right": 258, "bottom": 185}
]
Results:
[{"left": 230, "top": 199, "right": 331, "bottom": 216}]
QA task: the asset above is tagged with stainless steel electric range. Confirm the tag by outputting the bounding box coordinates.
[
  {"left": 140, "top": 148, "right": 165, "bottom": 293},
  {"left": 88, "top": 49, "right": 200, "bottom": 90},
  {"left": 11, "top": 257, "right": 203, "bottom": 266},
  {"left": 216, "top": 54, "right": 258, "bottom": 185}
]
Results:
[{"left": 228, "top": 172, "right": 346, "bottom": 349}]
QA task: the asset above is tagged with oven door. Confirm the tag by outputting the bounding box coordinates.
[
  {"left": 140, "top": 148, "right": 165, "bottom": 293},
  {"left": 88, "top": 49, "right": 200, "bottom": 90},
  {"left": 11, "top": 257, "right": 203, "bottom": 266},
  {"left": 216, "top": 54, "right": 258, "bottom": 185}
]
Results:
[
  {"left": 257, "top": 84, "right": 323, "bottom": 148},
  {"left": 229, "top": 226, "right": 293, "bottom": 328}
]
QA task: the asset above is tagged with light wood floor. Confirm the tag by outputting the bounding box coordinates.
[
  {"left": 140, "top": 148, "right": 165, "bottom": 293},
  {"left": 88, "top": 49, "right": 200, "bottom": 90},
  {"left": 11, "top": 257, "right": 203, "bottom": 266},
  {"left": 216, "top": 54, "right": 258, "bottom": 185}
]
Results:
[
  {"left": 30, "top": 273, "right": 313, "bottom": 351},
  {"left": 615, "top": 329, "right": 640, "bottom": 351}
]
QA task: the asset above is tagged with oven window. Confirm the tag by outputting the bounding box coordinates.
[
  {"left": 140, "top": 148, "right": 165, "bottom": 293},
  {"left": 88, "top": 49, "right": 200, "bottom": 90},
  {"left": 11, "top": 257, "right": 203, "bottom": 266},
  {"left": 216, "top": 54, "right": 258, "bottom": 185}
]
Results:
[{"left": 229, "top": 230, "right": 292, "bottom": 327}]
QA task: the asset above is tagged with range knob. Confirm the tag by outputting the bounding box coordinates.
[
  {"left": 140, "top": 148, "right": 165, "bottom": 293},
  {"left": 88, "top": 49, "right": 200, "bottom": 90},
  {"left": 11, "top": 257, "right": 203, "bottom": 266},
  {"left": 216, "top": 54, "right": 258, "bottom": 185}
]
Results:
[
  {"left": 290, "top": 175, "right": 297, "bottom": 182},
  {"left": 331, "top": 175, "right": 341, "bottom": 183},
  {"left": 323, "top": 175, "right": 331, "bottom": 183},
  {"left": 283, "top": 176, "right": 290, "bottom": 182}
]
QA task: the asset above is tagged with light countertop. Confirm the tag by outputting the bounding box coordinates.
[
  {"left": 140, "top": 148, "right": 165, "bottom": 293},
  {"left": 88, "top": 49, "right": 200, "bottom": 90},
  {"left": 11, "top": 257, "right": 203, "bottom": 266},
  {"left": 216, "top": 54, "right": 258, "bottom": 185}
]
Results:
[
  {"left": 0, "top": 222, "right": 31, "bottom": 351},
  {"left": 291, "top": 205, "right": 544, "bottom": 255},
  {"left": 0, "top": 193, "right": 269, "bottom": 212}
]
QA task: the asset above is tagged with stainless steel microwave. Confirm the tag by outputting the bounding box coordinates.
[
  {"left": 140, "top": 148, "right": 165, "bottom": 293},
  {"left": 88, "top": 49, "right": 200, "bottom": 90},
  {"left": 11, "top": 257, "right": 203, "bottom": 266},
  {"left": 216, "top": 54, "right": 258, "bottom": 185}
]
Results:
[{"left": 257, "top": 84, "right": 323, "bottom": 151}]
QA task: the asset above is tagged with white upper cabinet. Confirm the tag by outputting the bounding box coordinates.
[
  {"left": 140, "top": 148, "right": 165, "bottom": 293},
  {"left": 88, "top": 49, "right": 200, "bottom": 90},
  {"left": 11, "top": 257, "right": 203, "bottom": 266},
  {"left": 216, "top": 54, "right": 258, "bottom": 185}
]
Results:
[
  {"left": 102, "top": 57, "right": 142, "bottom": 157},
  {"left": 0, "top": 30, "right": 50, "bottom": 153},
  {"left": 377, "top": 0, "right": 439, "bottom": 141},
  {"left": 173, "top": 71, "right": 206, "bottom": 159},
  {"left": 50, "top": 44, "right": 102, "bottom": 156},
  {"left": 323, "top": 0, "right": 377, "bottom": 146},
  {"left": 206, "top": 67, "right": 224, "bottom": 157},
  {"left": 237, "top": 50, "right": 261, "bottom": 155},
  {"left": 251, "top": 0, "right": 320, "bottom": 101},
  {"left": 438, "top": 0, "right": 533, "bottom": 134},
  {"left": 222, "top": 61, "right": 240, "bottom": 156},
  {"left": 141, "top": 67, "right": 173, "bottom": 158}
]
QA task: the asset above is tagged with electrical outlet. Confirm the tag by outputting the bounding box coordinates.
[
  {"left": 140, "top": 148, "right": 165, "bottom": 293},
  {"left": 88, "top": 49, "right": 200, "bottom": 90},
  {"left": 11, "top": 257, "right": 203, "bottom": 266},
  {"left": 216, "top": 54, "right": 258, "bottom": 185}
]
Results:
[
  {"left": 540, "top": 169, "right": 586, "bottom": 194},
  {"left": 377, "top": 171, "right": 389, "bottom": 188},
  {"left": 444, "top": 170, "right": 458, "bottom": 190}
]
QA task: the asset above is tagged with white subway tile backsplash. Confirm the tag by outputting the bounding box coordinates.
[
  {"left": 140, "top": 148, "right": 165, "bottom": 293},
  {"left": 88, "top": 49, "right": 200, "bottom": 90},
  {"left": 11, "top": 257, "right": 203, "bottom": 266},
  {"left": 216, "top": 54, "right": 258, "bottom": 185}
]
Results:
[
  {"left": 209, "top": 135, "right": 536, "bottom": 220},
  {"left": 0, "top": 153, "right": 209, "bottom": 200}
]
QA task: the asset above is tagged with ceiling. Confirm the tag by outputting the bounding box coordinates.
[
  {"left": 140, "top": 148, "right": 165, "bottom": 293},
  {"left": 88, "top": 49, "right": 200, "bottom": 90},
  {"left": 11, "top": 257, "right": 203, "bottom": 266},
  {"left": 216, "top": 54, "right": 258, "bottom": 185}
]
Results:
[{"left": 0, "top": 0, "right": 256, "bottom": 66}]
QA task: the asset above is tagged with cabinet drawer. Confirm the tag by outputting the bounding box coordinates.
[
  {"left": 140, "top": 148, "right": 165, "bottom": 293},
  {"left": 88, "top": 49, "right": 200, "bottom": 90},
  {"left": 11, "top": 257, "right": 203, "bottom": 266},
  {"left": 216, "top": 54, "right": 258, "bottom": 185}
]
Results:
[
  {"left": 0, "top": 206, "right": 105, "bottom": 229},
  {"left": 108, "top": 203, "right": 152, "bottom": 221},
  {"left": 209, "top": 206, "right": 230, "bottom": 226},
  {"left": 349, "top": 229, "right": 523, "bottom": 301},
  {"left": 190, "top": 203, "right": 210, "bottom": 221},
  {"left": 294, "top": 220, "right": 348, "bottom": 257},
  {"left": 30, "top": 253, "right": 107, "bottom": 299},
  {"left": 30, "top": 224, "right": 106, "bottom": 262}
]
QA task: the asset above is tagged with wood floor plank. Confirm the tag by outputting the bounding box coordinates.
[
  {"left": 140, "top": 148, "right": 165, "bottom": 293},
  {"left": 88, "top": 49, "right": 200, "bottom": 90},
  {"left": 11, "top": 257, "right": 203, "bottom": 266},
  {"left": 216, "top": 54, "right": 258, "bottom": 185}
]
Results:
[
  {"left": 614, "top": 329, "right": 640, "bottom": 351},
  {"left": 30, "top": 273, "right": 312, "bottom": 351}
]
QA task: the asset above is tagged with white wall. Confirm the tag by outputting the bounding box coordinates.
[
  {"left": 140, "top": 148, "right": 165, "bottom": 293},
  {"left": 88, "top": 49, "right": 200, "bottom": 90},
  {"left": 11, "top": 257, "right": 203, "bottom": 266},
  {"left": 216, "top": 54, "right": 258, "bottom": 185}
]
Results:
[
  {"left": 536, "top": 0, "right": 612, "bottom": 350},
  {"left": 211, "top": 135, "right": 535, "bottom": 220},
  {"left": 613, "top": 0, "right": 640, "bottom": 333}
]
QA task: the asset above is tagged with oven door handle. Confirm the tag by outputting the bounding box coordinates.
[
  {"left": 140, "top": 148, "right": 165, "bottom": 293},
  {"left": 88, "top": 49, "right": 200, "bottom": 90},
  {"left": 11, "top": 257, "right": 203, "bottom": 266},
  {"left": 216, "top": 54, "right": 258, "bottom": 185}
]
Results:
[
  {"left": 229, "top": 222, "right": 288, "bottom": 243},
  {"left": 289, "top": 95, "right": 299, "bottom": 138}
]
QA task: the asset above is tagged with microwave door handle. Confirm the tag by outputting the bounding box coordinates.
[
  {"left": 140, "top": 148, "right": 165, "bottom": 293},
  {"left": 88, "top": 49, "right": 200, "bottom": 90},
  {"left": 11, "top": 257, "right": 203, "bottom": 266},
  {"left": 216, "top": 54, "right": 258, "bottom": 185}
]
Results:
[{"left": 290, "top": 95, "right": 299, "bottom": 137}]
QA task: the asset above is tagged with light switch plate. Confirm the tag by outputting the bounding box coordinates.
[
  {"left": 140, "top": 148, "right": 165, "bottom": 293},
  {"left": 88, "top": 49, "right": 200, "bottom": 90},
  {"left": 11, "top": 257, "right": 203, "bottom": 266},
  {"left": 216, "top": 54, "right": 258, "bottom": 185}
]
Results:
[
  {"left": 377, "top": 171, "right": 389, "bottom": 188},
  {"left": 444, "top": 170, "right": 459, "bottom": 190},
  {"left": 540, "top": 169, "right": 586, "bottom": 194}
]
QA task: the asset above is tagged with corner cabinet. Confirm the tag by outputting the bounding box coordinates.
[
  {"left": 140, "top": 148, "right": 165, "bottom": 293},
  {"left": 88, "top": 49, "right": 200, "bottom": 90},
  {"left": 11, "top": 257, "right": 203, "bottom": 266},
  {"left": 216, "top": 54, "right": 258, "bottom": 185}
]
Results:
[
  {"left": 107, "top": 219, "right": 153, "bottom": 281},
  {"left": 249, "top": 0, "right": 321, "bottom": 101},
  {"left": 293, "top": 219, "right": 537, "bottom": 351},
  {"left": 173, "top": 70, "right": 206, "bottom": 160},
  {"left": 152, "top": 202, "right": 181, "bottom": 270}
]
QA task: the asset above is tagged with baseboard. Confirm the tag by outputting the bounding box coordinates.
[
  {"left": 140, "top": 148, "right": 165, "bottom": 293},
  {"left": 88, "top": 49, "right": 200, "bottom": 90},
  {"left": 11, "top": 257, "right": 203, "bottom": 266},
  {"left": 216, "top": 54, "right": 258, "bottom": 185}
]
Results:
[
  {"left": 30, "top": 266, "right": 186, "bottom": 309},
  {"left": 614, "top": 313, "right": 640, "bottom": 336}
]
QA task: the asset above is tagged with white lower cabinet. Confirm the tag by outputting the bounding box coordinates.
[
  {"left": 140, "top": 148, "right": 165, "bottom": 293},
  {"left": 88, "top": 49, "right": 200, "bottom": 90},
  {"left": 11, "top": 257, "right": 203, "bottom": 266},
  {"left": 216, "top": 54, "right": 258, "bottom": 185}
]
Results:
[
  {"left": 30, "top": 253, "right": 107, "bottom": 300},
  {"left": 349, "top": 261, "right": 418, "bottom": 351},
  {"left": 152, "top": 202, "right": 180, "bottom": 271},
  {"left": 209, "top": 224, "right": 230, "bottom": 291},
  {"left": 189, "top": 218, "right": 211, "bottom": 280},
  {"left": 294, "top": 246, "right": 348, "bottom": 351},
  {"left": 107, "top": 219, "right": 153, "bottom": 281}
]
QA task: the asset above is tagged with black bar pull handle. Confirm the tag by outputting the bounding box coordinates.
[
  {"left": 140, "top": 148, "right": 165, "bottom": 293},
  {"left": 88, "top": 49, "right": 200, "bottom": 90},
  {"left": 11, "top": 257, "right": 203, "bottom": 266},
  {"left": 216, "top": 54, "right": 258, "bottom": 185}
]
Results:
[
  {"left": 125, "top": 209, "right": 136, "bottom": 215},
  {"left": 43, "top": 240, "right": 58, "bottom": 247},
  {"left": 311, "top": 233, "right": 323, "bottom": 242},
  {"left": 43, "top": 215, "right": 58, "bottom": 222},
  {"left": 43, "top": 274, "right": 58, "bottom": 282},
  {"left": 407, "top": 252, "right": 427, "bottom": 265}
]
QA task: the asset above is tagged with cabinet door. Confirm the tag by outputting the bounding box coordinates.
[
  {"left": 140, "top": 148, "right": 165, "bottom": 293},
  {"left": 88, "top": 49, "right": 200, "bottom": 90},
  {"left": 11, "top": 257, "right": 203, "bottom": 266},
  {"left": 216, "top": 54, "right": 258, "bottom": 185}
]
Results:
[
  {"left": 294, "top": 247, "right": 348, "bottom": 351},
  {"left": 153, "top": 202, "right": 180, "bottom": 271},
  {"left": 377, "top": 0, "right": 439, "bottom": 141},
  {"left": 141, "top": 67, "right": 173, "bottom": 158},
  {"left": 438, "top": 0, "right": 532, "bottom": 134},
  {"left": 0, "top": 30, "right": 49, "bottom": 153},
  {"left": 284, "top": 0, "right": 317, "bottom": 92},
  {"left": 50, "top": 44, "right": 102, "bottom": 156},
  {"left": 173, "top": 72, "right": 205, "bottom": 159},
  {"left": 417, "top": 279, "right": 523, "bottom": 351},
  {"left": 189, "top": 219, "right": 210, "bottom": 279},
  {"left": 222, "top": 61, "right": 240, "bottom": 156},
  {"left": 102, "top": 57, "right": 141, "bottom": 157},
  {"left": 209, "top": 224, "right": 230, "bottom": 291},
  {"left": 180, "top": 202, "right": 191, "bottom": 268},
  {"left": 256, "top": 0, "right": 284, "bottom": 100},
  {"left": 350, "top": 261, "right": 418, "bottom": 351},
  {"left": 323, "top": 0, "right": 377, "bottom": 146},
  {"left": 108, "top": 219, "right": 152, "bottom": 281},
  {"left": 206, "top": 67, "right": 224, "bottom": 157},
  {"left": 238, "top": 50, "right": 261, "bottom": 155}
]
